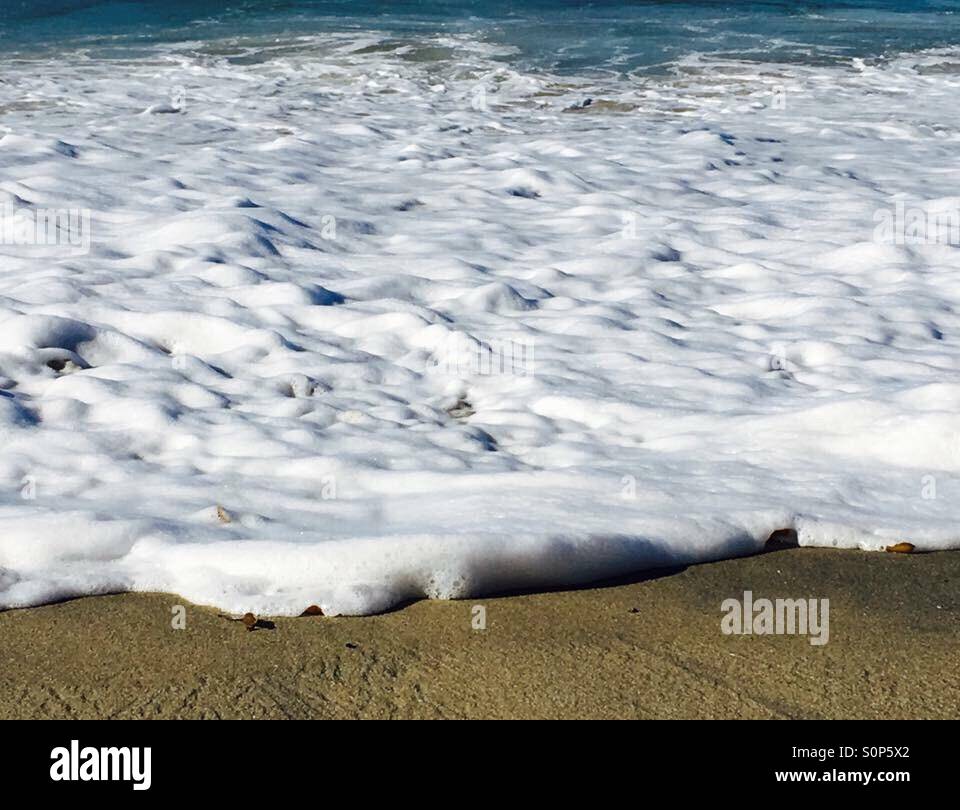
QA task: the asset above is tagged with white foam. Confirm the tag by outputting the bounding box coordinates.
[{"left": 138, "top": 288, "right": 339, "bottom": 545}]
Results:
[{"left": 1, "top": 37, "right": 959, "bottom": 615}]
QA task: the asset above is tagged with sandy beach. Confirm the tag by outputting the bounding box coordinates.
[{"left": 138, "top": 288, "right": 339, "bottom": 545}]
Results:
[
  {"left": 2, "top": 546, "right": 957, "bottom": 720},
  {"left": 4, "top": 3, "right": 960, "bottom": 736}
]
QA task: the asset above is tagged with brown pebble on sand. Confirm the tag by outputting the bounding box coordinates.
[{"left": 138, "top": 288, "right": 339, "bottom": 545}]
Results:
[
  {"left": 766, "top": 528, "right": 799, "bottom": 548},
  {"left": 301, "top": 605, "right": 324, "bottom": 617},
  {"left": 886, "top": 542, "right": 915, "bottom": 554}
]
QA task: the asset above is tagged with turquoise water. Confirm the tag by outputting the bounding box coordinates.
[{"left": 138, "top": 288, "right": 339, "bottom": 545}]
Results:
[{"left": 2, "top": 1, "right": 960, "bottom": 70}]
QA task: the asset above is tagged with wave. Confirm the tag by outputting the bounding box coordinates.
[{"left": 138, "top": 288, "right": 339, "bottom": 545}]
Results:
[{"left": 5, "top": 1, "right": 960, "bottom": 72}]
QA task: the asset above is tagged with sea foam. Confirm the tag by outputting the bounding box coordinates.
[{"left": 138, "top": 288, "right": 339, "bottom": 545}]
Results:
[{"left": 1, "top": 37, "right": 959, "bottom": 614}]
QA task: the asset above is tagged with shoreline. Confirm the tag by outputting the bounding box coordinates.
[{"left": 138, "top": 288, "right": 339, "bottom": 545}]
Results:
[{"left": 2, "top": 546, "right": 957, "bottom": 719}]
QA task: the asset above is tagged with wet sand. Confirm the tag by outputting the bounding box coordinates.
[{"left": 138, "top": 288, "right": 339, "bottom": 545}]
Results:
[{"left": 1, "top": 547, "right": 957, "bottom": 719}]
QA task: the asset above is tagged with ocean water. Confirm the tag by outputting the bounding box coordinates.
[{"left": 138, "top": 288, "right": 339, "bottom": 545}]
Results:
[
  {"left": 3, "top": 1, "right": 960, "bottom": 70},
  {"left": 2, "top": 2, "right": 960, "bottom": 615}
]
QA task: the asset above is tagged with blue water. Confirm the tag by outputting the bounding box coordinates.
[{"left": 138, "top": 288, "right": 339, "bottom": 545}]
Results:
[{"left": 2, "top": 1, "right": 960, "bottom": 71}]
